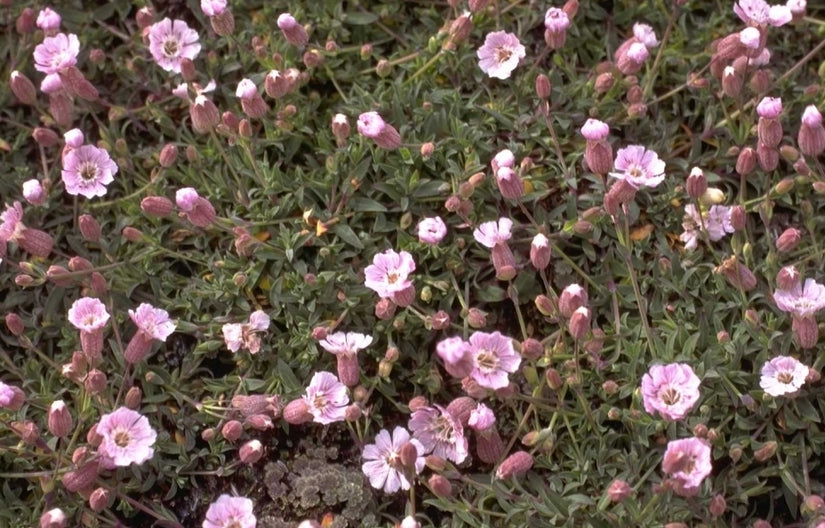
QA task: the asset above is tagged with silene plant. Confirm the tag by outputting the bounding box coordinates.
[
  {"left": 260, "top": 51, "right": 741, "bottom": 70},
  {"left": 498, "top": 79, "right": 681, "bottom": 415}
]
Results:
[{"left": 3, "top": 0, "right": 825, "bottom": 527}]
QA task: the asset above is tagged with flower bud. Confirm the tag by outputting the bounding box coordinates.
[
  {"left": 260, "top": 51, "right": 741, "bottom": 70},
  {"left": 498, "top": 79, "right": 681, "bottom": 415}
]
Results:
[
  {"left": 558, "top": 284, "right": 587, "bottom": 318},
  {"left": 520, "top": 338, "right": 543, "bottom": 360},
  {"left": 535, "top": 294, "right": 556, "bottom": 317},
  {"left": 61, "top": 460, "right": 99, "bottom": 492},
  {"left": 754, "top": 441, "right": 777, "bottom": 461},
  {"left": 773, "top": 177, "right": 795, "bottom": 195},
  {"left": 735, "top": 146, "right": 757, "bottom": 176},
  {"left": 374, "top": 298, "right": 396, "bottom": 320},
  {"left": 10, "top": 71, "right": 37, "bottom": 105},
  {"left": 84, "top": 369, "right": 107, "bottom": 393},
  {"left": 535, "top": 74, "right": 551, "bottom": 100},
  {"left": 78, "top": 214, "right": 101, "bottom": 242},
  {"left": 39, "top": 508, "right": 66, "bottom": 528},
  {"left": 282, "top": 399, "right": 313, "bottom": 424},
  {"left": 141, "top": 196, "right": 174, "bottom": 217},
  {"left": 277, "top": 13, "right": 308, "bottom": 47},
  {"left": 5, "top": 313, "right": 25, "bottom": 336},
  {"left": 245, "top": 413, "right": 274, "bottom": 431},
  {"left": 545, "top": 368, "right": 563, "bottom": 390},
  {"left": 775, "top": 227, "right": 801, "bottom": 253},
  {"left": 608, "top": 479, "right": 632, "bottom": 503},
  {"left": 221, "top": 420, "right": 243, "bottom": 442},
  {"left": 428, "top": 474, "right": 452, "bottom": 497},
  {"left": 729, "top": 205, "right": 746, "bottom": 231},
  {"left": 757, "top": 142, "right": 779, "bottom": 172},
  {"left": 686, "top": 167, "right": 707, "bottom": 199},
  {"left": 239, "top": 439, "right": 264, "bottom": 464},
  {"left": 190, "top": 95, "right": 220, "bottom": 134},
  {"left": 568, "top": 307, "right": 591, "bottom": 340},
  {"left": 466, "top": 308, "right": 487, "bottom": 328},
  {"left": 48, "top": 400, "right": 72, "bottom": 438},
  {"left": 22, "top": 179, "right": 47, "bottom": 206},
  {"left": 125, "top": 386, "right": 142, "bottom": 409},
  {"left": 33, "top": 127, "right": 60, "bottom": 147},
  {"left": 89, "top": 487, "right": 110, "bottom": 512},
  {"left": 495, "top": 451, "right": 534, "bottom": 479},
  {"left": 159, "top": 144, "right": 178, "bottom": 168}
]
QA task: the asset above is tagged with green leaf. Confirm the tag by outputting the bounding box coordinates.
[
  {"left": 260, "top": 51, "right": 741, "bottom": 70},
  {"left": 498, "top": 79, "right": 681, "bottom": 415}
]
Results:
[{"left": 343, "top": 11, "right": 379, "bottom": 25}]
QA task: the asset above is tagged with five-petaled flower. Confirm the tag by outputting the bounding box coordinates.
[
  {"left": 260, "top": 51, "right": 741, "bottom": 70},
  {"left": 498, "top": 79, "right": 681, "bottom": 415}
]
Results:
[
  {"left": 96, "top": 407, "right": 157, "bottom": 467},
  {"left": 641, "top": 363, "right": 701, "bottom": 421},
  {"left": 362, "top": 426, "right": 425, "bottom": 493},
  {"left": 477, "top": 31, "right": 526, "bottom": 80},
  {"left": 760, "top": 356, "right": 809, "bottom": 397},
  {"left": 148, "top": 18, "right": 201, "bottom": 73}
]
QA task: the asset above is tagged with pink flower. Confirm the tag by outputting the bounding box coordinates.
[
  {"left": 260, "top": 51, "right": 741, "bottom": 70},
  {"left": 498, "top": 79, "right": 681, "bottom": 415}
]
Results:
[
  {"left": 757, "top": 96, "right": 783, "bottom": 118},
  {"left": 357, "top": 112, "right": 402, "bottom": 150},
  {"left": 33, "top": 33, "right": 79, "bottom": 74},
  {"left": 417, "top": 217, "right": 447, "bottom": 245},
  {"left": 476, "top": 31, "right": 526, "bottom": 80},
  {"left": 641, "top": 363, "right": 701, "bottom": 421},
  {"left": 319, "top": 331, "right": 373, "bottom": 356},
  {"left": 130, "top": 303, "right": 176, "bottom": 341},
  {"left": 235, "top": 78, "right": 257, "bottom": 99},
  {"left": 61, "top": 145, "right": 118, "bottom": 198},
  {"left": 36, "top": 8, "right": 61, "bottom": 31},
  {"left": 734, "top": 0, "right": 792, "bottom": 26},
  {"left": 68, "top": 297, "right": 109, "bottom": 332},
  {"left": 302, "top": 371, "right": 348, "bottom": 425},
  {"left": 435, "top": 337, "right": 473, "bottom": 379},
  {"left": 277, "top": 13, "right": 308, "bottom": 47},
  {"left": 0, "top": 203, "right": 23, "bottom": 243},
  {"left": 468, "top": 403, "right": 496, "bottom": 431},
  {"left": 362, "top": 426, "right": 425, "bottom": 493},
  {"left": 760, "top": 356, "right": 809, "bottom": 396},
  {"left": 774, "top": 278, "right": 825, "bottom": 317},
  {"left": 662, "top": 437, "right": 712, "bottom": 496},
  {"left": 203, "top": 495, "right": 256, "bottom": 528},
  {"left": 491, "top": 149, "right": 515, "bottom": 173},
  {"left": 0, "top": 382, "right": 25, "bottom": 410},
  {"left": 22, "top": 179, "right": 46, "bottom": 206},
  {"left": 175, "top": 188, "right": 216, "bottom": 227},
  {"left": 544, "top": 8, "right": 570, "bottom": 32},
  {"left": 364, "top": 249, "right": 415, "bottom": 299},
  {"left": 802, "top": 105, "right": 822, "bottom": 127},
  {"left": 201, "top": 0, "right": 227, "bottom": 17},
  {"left": 222, "top": 310, "right": 270, "bottom": 354},
  {"left": 632, "top": 23, "right": 658, "bottom": 48},
  {"left": 581, "top": 119, "right": 610, "bottom": 141},
  {"left": 96, "top": 407, "right": 157, "bottom": 466},
  {"left": 679, "top": 204, "right": 735, "bottom": 251},
  {"left": 473, "top": 218, "right": 513, "bottom": 248},
  {"left": 408, "top": 405, "right": 468, "bottom": 464},
  {"left": 467, "top": 331, "right": 520, "bottom": 389},
  {"left": 610, "top": 145, "right": 666, "bottom": 189},
  {"left": 147, "top": 18, "right": 201, "bottom": 73}
]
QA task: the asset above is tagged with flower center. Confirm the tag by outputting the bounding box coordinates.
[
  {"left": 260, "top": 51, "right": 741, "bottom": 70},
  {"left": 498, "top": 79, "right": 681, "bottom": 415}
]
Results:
[
  {"left": 226, "top": 521, "right": 241, "bottom": 528},
  {"left": 162, "top": 38, "right": 180, "bottom": 57},
  {"left": 777, "top": 371, "right": 794, "bottom": 384},
  {"left": 476, "top": 349, "right": 499, "bottom": 371},
  {"left": 661, "top": 386, "right": 681, "bottom": 406},
  {"left": 385, "top": 450, "right": 402, "bottom": 470},
  {"left": 83, "top": 315, "right": 97, "bottom": 327},
  {"left": 432, "top": 415, "right": 455, "bottom": 442},
  {"left": 387, "top": 271, "right": 399, "bottom": 284},
  {"left": 78, "top": 162, "right": 98, "bottom": 182},
  {"left": 495, "top": 47, "right": 512, "bottom": 63},
  {"left": 313, "top": 393, "right": 327, "bottom": 409},
  {"left": 627, "top": 164, "right": 644, "bottom": 179},
  {"left": 114, "top": 429, "right": 131, "bottom": 448}
]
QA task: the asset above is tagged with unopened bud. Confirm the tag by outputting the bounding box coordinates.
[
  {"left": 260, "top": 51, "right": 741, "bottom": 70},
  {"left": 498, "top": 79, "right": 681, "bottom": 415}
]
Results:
[
  {"left": 607, "top": 479, "right": 632, "bottom": 503},
  {"left": 466, "top": 308, "right": 486, "bottom": 328},
  {"left": 221, "top": 420, "right": 243, "bottom": 442},
  {"left": 125, "top": 386, "right": 142, "bottom": 409},
  {"left": 5, "top": 313, "right": 25, "bottom": 336},
  {"left": 495, "top": 451, "right": 534, "bottom": 479},
  {"left": 239, "top": 439, "right": 264, "bottom": 464},
  {"left": 78, "top": 214, "right": 101, "bottom": 242},
  {"left": 754, "top": 441, "right": 777, "bottom": 461},
  {"left": 535, "top": 74, "right": 551, "bottom": 100},
  {"left": 775, "top": 227, "right": 801, "bottom": 253},
  {"left": 89, "top": 487, "right": 110, "bottom": 512}
]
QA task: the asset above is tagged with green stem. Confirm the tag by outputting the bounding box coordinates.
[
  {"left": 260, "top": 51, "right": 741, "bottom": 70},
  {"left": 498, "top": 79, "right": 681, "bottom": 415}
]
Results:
[{"left": 547, "top": 241, "right": 600, "bottom": 292}]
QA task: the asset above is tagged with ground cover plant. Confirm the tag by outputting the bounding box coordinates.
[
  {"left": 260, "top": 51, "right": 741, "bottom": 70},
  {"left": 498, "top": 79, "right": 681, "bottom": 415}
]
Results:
[{"left": 2, "top": 0, "right": 825, "bottom": 526}]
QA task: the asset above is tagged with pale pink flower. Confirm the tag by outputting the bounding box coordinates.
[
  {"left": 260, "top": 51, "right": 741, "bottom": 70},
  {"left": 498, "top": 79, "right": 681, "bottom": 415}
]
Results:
[
  {"left": 544, "top": 8, "right": 570, "bottom": 32},
  {"left": 129, "top": 303, "right": 176, "bottom": 341},
  {"left": 22, "top": 179, "right": 46, "bottom": 206},
  {"left": 63, "top": 128, "right": 84, "bottom": 149},
  {"left": 235, "top": 78, "right": 257, "bottom": 99},
  {"left": 319, "top": 331, "right": 373, "bottom": 356},
  {"left": 632, "top": 23, "right": 658, "bottom": 48},
  {"left": 222, "top": 310, "right": 270, "bottom": 354},
  {"left": 774, "top": 278, "right": 825, "bottom": 317},
  {"left": 362, "top": 426, "right": 425, "bottom": 493},
  {"left": 802, "top": 105, "right": 822, "bottom": 127},
  {"left": 491, "top": 149, "right": 515, "bottom": 173},
  {"left": 201, "top": 0, "right": 227, "bottom": 17},
  {"left": 610, "top": 145, "right": 666, "bottom": 189},
  {"left": 679, "top": 204, "right": 735, "bottom": 251},
  {"left": 473, "top": 218, "right": 513, "bottom": 248},
  {"left": 68, "top": 297, "right": 109, "bottom": 332},
  {"left": 435, "top": 337, "right": 474, "bottom": 379},
  {"left": 0, "top": 202, "right": 53, "bottom": 258},
  {"left": 467, "top": 331, "right": 520, "bottom": 389},
  {"left": 36, "top": 8, "right": 61, "bottom": 32},
  {"left": 203, "top": 494, "right": 256, "bottom": 528},
  {"left": 0, "top": 202, "right": 23, "bottom": 244},
  {"left": 40, "top": 73, "right": 63, "bottom": 93},
  {"left": 0, "top": 382, "right": 24, "bottom": 410},
  {"left": 468, "top": 402, "right": 496, "bottom": 431},
  {"left": 148, "top": 18, "right": 201, "bottom": 73},
  {"left": 580, "top": 119, "right": 610, "bottom": 141},
  {"left": 408, "top": 404, "right": 468, "bottom": 464},
  {"left": 277, "top": 13, "right": 308, "bottom": 47},
  {"left": 756, "top": 96, "right": 783, "bottom": 118},
  {"left": 641, "top": 363, "right": 701, "bottom": 421},
  {"left": 61, "top": 145, "right": 118, "bottom": 198},
  {"left": 739, "top": 27, "right": 762, "bottom": 49},
  {"left": 357, "top": 112, "right": 402, "bottom": 150},
  {"left": 662, "top": 437, "right": 712, "bottom": 496},
  {"left": 417, "top": 217, "right": 447, "bottom": 245},
  {"left": 760, "top": 356, "right": 809, "bottom": 396},
  {"left": 476, "top": 31, "right": 526, "bottom": 80},
  {"left": 302, "top": 371, "right": 348, "bottom": 425},
  {"left": 364, "top": 249, "right": 415, "bottom": 299},
  {"left": 734, "top": 0, "right": 791, "bottom": 26},
  {"left": 33, "top": 33, "right": 79, "bottom": 74},
  {"left": 96, "top": 407, "right": 157, "bottom": 466}
]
